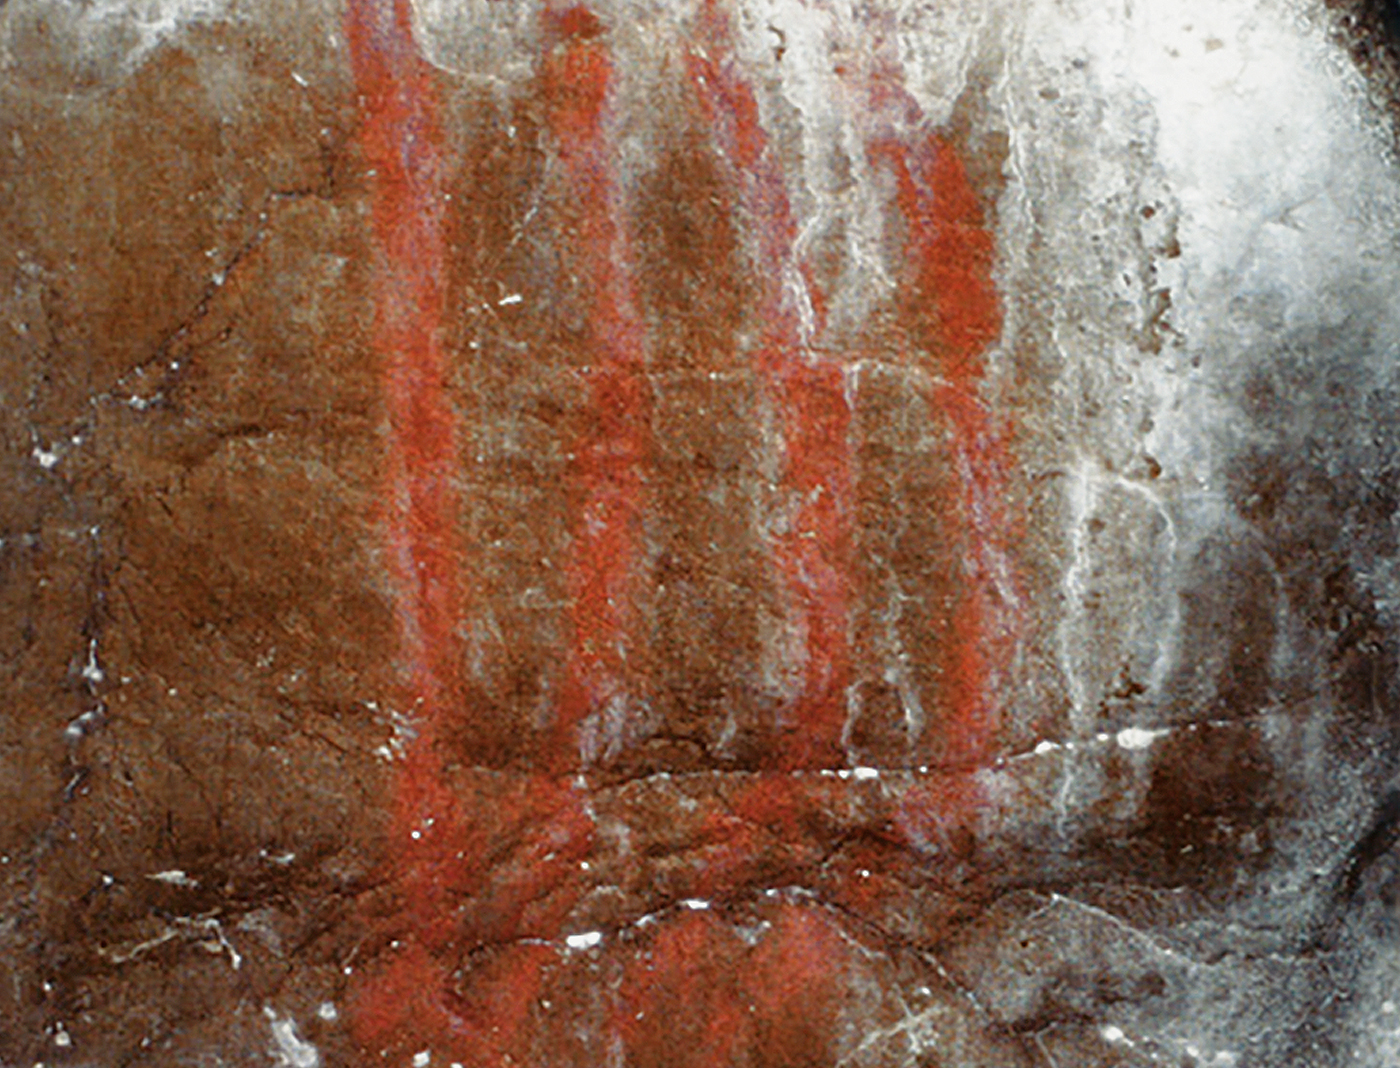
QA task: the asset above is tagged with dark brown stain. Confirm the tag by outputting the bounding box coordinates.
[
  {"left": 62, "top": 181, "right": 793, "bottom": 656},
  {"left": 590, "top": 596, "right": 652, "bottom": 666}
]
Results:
[
  {"left": 0, "top": 21, "right": 391, "bottom": 1067},
  {"left": 634, "top": 126, "right": 746, "bottom": 373},
  {"left": 848, "top": 365, "right": 964, "bottom": 768},
  {"left": 441, "top": 88, "right": 566, "bottom": 768},
  {"left": 630, "top": 107, "right": 782, "bottom": 771},
  {"left": 1141, "top": 721, "right": 1278, "bottom": 890}
]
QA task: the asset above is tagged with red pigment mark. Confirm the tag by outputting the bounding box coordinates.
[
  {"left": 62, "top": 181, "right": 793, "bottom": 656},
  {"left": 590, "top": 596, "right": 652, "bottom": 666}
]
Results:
[
  {"left": 864, "top": 96, "right": 1020, "bottom": 848},
  {"left": 615, "top": 905, "right": 844, "bottom": 1066},
  {"left": 872, "top": 130, "right": 1015, "bottom": 763},
  {"left": 615, "top": 910, "right": 749, "bottom": 1067},
  {"left": 344, "top": 3, "right": 1015, "bottom": 1057},
  {"left": 542, "top": 5, "right": 653, "bottom": 772},
  {"left": 346, "top": 0, "right": 458, "bottom": 733},
  {"left": 686, "top": 0, "right": 853, "bottom": 770},
  {"left": 344, "top": 0, "right": 465, "bottom": 1052},
  {"left": 346, "top": 3, "right": 594, "bottom": 1063}
]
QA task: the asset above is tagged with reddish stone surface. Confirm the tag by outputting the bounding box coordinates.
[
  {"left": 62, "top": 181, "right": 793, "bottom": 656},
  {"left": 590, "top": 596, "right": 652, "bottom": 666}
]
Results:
[
  {"left": 4, "top": 0, "right": 1400, "bottom": 1065},
  {"left": 339, "top": 4, "right": 1015, "bottom": 1062}
]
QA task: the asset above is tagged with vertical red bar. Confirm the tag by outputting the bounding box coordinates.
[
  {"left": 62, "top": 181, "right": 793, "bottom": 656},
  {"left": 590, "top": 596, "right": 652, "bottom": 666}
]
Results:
[
  {"left": 348, "top": 4, "right": 555, "bottom": 1063},
  {"left": 345, "top": 0, "right": 476, "bottom": 943},
  {"left": 542, "top": 5, "right": 654, "bottom": 773},
  {"left": 874, "top": 130, "right": 1010, "bottom": 764},
  {"left": 346, "top": 0, "right": 458, "bottom": 730},
  {"left": 685, "top": 0, "right": 854, "bottom": 770},
  {"left": 866, "top": 107, "right": 1019, "bottom": 850},
  {"left": 344, "top": 0, "right": 467, "bottom": 1052}
]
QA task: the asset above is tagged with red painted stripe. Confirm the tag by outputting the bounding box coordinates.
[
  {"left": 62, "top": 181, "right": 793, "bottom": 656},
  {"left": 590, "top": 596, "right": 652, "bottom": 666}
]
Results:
[
  {"left": 873, "top": 130, "right": 1016, "bottom": 766},
  {"left": 865, "top": 112, "right": 1020, "bottom": 848},
  {"left": 542, "top": 6, "right": 653, "bottom": 773},
  {"left": 347, "top": 0, "right": 459, "bottom": 734},
  {"left": 346, "top": 5, "right": 597, "bottom": 1062},
  {"left": 344, "top": 0, "right": 467, "bottom": 1053},
  {"left": 615, "top": 909, "right": 749, "bottom": 1067},
  {"left": 344, "top": 0, "right": 487, "bottom": 954},
  {"left": 686, "top": 1, "right": 854, "bottom": 770}
]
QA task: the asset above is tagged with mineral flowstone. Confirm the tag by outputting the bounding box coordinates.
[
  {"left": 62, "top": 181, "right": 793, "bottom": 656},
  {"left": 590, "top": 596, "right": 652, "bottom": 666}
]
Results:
[{"left": 4, "top": 0, "right": 1400, "bottom": 1065}]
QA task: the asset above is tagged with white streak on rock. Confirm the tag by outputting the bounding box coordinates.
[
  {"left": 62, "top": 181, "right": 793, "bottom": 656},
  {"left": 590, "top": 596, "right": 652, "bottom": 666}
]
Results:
[
  {"left": 265, "top": 1008, "right": 320, "bottom": 1068},
  {"left": 147, "top": 870, "right": 198, "bottom": 887}
]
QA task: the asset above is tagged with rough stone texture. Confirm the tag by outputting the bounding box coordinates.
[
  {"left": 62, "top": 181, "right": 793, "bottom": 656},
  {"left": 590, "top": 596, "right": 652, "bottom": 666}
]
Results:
[{"left": 4, "top": 0, "right": 1400, "bottom": 1065}]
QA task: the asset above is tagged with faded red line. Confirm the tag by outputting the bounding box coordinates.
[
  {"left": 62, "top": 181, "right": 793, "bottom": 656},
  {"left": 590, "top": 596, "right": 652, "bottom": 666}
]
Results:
[
  {"left": 344, "top": 0, "right": 461, "bottom": 1054},
  {"left": 872, "top": 130, "right": 1015, "bottom": 765},
  {"left": 347, "top": 0, "right": 458, "bottom": 730},
  {"left": 686, "top": 1, "right": 853, "bottom": 770},
  {"left": 614, "top": 903, "right": 846, "bottom": 1066},
  {"left": 542, "top": 6, "right": 653, "bottom": 773},
  {"left": 344, "top": 0, "right": 469, "bottom": 1052},
  {"left": 860, "top": 85, "right": 1020, "bottom": 849},
  {"left": 345, "top": 0, "right": 481, "bottom": 943},
  {"left": 344, "top": 3, "right": 595, "bottom": 1062}
]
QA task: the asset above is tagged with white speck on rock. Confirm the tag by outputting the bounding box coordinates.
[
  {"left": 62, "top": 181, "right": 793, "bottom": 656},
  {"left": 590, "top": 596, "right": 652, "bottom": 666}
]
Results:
[
  {"left": 32, "top": 446, "right": 58, "bottom": 469},
  {"left": 1117, "top": 727, "right": 1169, "bottom": 750},
  {"left": 317, "top": 1002, "right": 337, "bottom": 1022},
  {"left": 65, "top": 709, "right": 100, "bottom": 741},
  {"left": 852, "top": 766, "right": 880, "bottom": 781},
  {"left": 680, "top": 899, "right": 710, "bottom": 910},
  {"left": 412, "top": 1052, "right": 431, "bottom": 1067},
  {"left": 1101, "top": 1025, "right": 1125, "bottom": 1043},
  {"left": 565, "top": 931, "right": 603, "bottom": 950}
]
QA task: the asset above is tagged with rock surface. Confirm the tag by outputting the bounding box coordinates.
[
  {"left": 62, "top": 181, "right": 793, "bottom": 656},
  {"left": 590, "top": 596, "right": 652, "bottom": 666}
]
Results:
[{"left": 4, "top": 0, "right": 1400, "bottom": 1064}]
